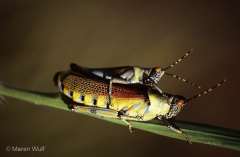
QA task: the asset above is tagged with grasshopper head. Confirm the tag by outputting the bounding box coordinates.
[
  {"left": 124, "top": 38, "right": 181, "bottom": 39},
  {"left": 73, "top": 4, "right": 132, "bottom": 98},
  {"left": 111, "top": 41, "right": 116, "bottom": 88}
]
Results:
[
  {"left": 164, "top": 95, "right": 187, "bottom": 119},
  {"left": 148, "top": 67, "right": 164, "bottom": 84}
]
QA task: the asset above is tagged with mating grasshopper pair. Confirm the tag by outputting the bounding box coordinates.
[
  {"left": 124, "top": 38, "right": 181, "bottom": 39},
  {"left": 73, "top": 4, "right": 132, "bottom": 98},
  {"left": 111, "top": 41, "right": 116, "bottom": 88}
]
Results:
[
  {"left": 68, "top": 49, "right": 200, "bottom": 105},
  {"left": 54, "top": 50, "right": 226, "bottom": 144}
]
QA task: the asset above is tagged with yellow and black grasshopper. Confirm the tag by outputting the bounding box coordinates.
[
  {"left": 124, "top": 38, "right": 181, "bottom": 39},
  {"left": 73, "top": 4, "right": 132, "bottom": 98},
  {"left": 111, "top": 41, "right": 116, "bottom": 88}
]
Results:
[
  {"left": 54, "top": 64, "right": 226, "bottom": 144},
  {"left": 69, "top": 49, "right": 201, "bottom": 106}
]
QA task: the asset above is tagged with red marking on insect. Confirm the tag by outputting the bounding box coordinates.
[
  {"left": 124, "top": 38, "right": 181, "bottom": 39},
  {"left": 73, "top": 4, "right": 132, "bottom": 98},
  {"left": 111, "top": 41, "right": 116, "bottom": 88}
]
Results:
[
  {"left": 155, "top": 67, "right": 162, "bottom": 72},
  {"left": 177, "top": 99, "right": 184, "bottom": 106}
]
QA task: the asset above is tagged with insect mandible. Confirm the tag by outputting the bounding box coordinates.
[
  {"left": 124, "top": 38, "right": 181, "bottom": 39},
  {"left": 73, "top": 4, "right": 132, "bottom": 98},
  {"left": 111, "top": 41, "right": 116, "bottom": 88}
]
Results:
[
  {"left": 54, "top": 67, "right": 226, "bottom": 144},
  {"left": 70, "top": 49, "right": 200, "bottom": 106}
]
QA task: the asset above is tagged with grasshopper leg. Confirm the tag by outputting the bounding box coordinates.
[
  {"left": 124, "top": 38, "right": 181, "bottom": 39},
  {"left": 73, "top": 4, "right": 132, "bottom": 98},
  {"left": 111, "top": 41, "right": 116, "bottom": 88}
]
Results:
[
  {"left": 121, "top": 119, "right": 134, "bottom": 133},
  {"left": 108, "top": 78, "right": 132, "bottom": 107},
  {"left": 152, "top": 84, "right": 170, "bottom": 102},
  {"left": 108, "top": 79, "right": 113, "bottom": 107},
  {"left": 119, "top": 115, "right": 145, "bottom": 133},
  {"left": 69, "top": 104, "right": 118, "bottom": 117},
  {"left": 159, "top": 116, "right": 192, "bottom": 144},
  {"left": 69, "top": 104, "right": 140, "bottom": 133}
]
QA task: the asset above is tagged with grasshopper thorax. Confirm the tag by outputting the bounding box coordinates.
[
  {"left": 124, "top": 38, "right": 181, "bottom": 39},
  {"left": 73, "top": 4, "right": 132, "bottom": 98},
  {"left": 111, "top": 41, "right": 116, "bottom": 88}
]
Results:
[{"left": 164, "top": 94, "right": 187, "bottom": 119}]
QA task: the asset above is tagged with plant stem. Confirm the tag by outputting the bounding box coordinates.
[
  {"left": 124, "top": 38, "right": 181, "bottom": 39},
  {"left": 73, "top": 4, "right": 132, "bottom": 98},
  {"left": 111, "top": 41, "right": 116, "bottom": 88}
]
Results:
[{"left": 0, "top": 85, "right": 240, "bottom": 151}]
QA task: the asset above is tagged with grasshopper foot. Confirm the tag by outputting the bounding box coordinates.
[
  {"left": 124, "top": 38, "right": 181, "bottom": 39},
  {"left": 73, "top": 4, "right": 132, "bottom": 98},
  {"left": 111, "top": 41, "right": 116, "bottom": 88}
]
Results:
[
  {"left": 68, "top": 104, "right": 78, "bottom": 111},
  {"left": 129, "top": 126, "right": 135, "bottom": 133}
]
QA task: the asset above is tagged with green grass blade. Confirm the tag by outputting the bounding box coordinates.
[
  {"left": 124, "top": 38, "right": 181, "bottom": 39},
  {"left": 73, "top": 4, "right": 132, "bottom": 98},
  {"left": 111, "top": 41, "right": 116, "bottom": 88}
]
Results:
[{"left": 0, "top": 85, "right": 240, "bottom": 151}]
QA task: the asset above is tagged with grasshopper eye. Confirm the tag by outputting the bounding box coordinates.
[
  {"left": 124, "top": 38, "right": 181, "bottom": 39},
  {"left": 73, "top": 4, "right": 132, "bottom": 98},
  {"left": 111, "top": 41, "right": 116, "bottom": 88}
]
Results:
[
  {"left": 171, "top": 96, "right": 187, "bottom": 106},
  {"left": 155, "top": 67, "right": 162, "bottom": 72},
  {"left": 177, "top": 99, "right": 184, "bottom": 106}
]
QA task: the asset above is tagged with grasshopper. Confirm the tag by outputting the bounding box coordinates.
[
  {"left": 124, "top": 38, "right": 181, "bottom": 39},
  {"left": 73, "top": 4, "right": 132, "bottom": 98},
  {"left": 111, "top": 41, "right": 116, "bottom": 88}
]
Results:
[
  {"left": 70, "top": 49, "right": 201, "bottom": 106},
  {"left": 54, "top": 67, "right": 226, "bottom": 144}
]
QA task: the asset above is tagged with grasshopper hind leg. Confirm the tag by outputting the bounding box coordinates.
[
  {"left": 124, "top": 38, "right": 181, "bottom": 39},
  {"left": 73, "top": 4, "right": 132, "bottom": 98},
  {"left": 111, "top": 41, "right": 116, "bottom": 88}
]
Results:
[
  {"left": 108, "top": 77, "right": 133, "bottom": 107},
  {"left": 108, "top": 79, "right": 113, "bottom": 107},
  {"left": 68, "top": 104, "right": 136, "bottom": 133}
]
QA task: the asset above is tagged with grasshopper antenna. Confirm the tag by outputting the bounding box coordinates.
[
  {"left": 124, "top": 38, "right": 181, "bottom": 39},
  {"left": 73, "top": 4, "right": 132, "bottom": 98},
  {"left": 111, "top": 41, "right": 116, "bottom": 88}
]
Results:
[
  {"left": 187, "top": 79, "right": 226, "bottom": 103},
  {"left": 163, "top": 49, "right": 193, "bottom": 71},
  {"left": 161, "top": 49, "right": 200, "bottom": 88},
  {"left": 165, "top": 72, "right": 201, "bottom": 88}
]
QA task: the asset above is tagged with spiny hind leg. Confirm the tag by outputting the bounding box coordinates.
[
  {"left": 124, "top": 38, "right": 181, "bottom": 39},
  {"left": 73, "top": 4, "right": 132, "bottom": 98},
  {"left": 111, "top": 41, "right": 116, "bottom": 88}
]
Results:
[
  {"left": 69, "top": 104, "right": 119, "bottom": 118},
  {"left": 108, "top": 69, "right": 135, "bottom": 107},
  {"left": 108, "top": 79, "right": 113, "bottom": 107},
  {"left": 69, "top": 105, "right": 140, "bottom": 133}
]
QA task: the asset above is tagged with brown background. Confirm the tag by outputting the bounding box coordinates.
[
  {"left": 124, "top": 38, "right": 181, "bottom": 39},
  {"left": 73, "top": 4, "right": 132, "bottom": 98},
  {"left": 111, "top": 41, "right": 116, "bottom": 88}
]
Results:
[{"left": 0, "top": 1, "right": 240, "bottom": 156}]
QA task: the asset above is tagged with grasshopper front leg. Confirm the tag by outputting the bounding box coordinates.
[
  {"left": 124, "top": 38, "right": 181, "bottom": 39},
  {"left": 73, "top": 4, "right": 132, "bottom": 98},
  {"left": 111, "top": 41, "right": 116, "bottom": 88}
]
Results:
[{"left": 158, "top": 116, "right": 192, "bottom": 144}]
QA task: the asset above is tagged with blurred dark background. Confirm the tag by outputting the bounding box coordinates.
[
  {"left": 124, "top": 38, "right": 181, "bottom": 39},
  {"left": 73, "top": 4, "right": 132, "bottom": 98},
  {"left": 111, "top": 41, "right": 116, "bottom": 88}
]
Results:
[{"left": 0, "top": 0, "right": 240, "bottom": 156}]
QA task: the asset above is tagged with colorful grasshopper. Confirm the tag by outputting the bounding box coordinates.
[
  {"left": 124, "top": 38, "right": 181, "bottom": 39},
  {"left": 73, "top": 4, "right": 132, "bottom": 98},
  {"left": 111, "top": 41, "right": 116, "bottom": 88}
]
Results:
[
  {"left": 54, "top": 66, "right": 226, "bottom": 144},
  {"left": 70, "top": 49, "right": 200, "bottom": 106}
]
